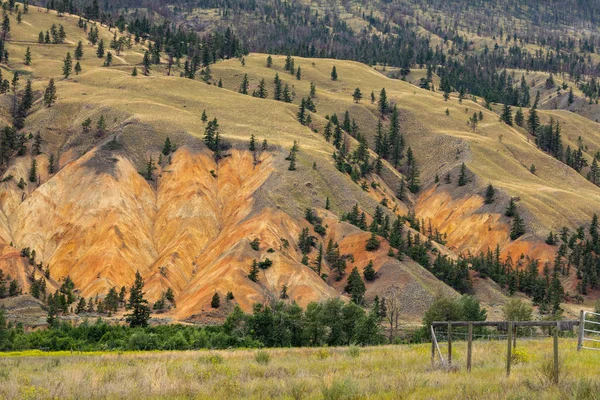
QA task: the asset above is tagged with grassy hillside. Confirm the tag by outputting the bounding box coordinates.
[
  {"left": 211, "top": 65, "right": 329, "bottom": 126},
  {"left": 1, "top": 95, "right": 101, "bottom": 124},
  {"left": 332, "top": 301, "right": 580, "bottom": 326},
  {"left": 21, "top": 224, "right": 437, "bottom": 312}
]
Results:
[{"left": 0, "top": 5, "right": 598, "bottom": 323}]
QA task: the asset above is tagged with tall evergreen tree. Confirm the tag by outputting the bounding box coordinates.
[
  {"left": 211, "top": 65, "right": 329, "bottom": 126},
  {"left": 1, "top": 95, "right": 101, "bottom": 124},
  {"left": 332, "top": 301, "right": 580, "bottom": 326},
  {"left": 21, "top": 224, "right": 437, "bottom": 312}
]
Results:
[
  {"left": 330, "top": 65, "right": 338, "bottom": 81},
  {"left": 125, "top": 271, "right": 151, "bottom": 328},
  {"left": 62, "top": 52, "right": 72, "bottom": 78}
]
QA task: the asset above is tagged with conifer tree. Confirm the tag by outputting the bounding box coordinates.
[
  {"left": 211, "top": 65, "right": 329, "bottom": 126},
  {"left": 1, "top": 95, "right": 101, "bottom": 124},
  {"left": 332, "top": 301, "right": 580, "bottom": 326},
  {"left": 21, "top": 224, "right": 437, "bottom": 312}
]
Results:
[
  {"left": 378, "top": 88, "right": 388, "bottom": 115},
  {"left": 24, "top": 47, "right": 31, "bottom": 66},
  {"left": 296, "top": 66, "right": 301, "bottom": 80},
  {"left": 484, "top": 183, "right": 495, "bottom": 204},
  {"left": 74, "top": 41, "right": 83, "bottom": 60},
  {"left": 131, "top": 66, "right": 138, "bottom": 76},
  {"left": 514, "top": 107, "right": 524, "bottom": 127},
  {"left": 239, "top": 73, "right": 249, "bottom": 94},
  {"left": 125, "top": 271, "right": 151, "bottom": 328},
  {"left": 266, "top": 55, "right": 272, "bottom": 68},
  {"left": 352, "top": 87, "right": 362, "bottom": 103},
  {"left": 162, "top": 137, "right": 172, "bottom": 155},
  {"left": 74, "top": 62, "right": 81, "bottom": 75},
  {"left": 330, "top": 65, "right": 338, "bottom": 81},
  {"left": 249, "top": 134, "right": 256, "bottom": 151},
  {"left": 457, "top": 162, "right": 468, "bottom": 186},
  {"left": 43, "top": 78, "right": 57, "bottom": 107},
  {"left": 201, "top": 110, "right": 207, "bottom": 123},
  {"left": 366, "top": 232, "right": 380, "bottom": 251},
  {"left": 28, "top": 158, "right": 37, "bottom": 183},
  {"left": 273, "top": 73, "right": 282, "bottom": 100},
  {"left": 62, "top": 52, "right": 72, "bottom": 78},
  {"left": 363, "top": 260, "right": 376, "bottom": 281},
  {"left": 255, "top": 78, "right": 267, "bottom": 98},
  {"left": 96, "top": 39, "right": 104, "bottom": 58},
  {"left": 406, "top": 147, "right": 420, "bottom": 193},
  {"left": 500, "top": 104, "right": 513, "bottom": 125},
  {"left": 505, "top": 198, "right": 516, "bottom": 217},
  {"left": 142, "top": 51, "right": 151, "bottom": 75},
  {"left": 211, "top": 292, "right": 220, "bottom": 308},
  {"left": 103, "top": 52, "right": 113, "bottom": 67},
  {"left": 248, "top": 260, "right": 259, "bottom": 282},
  {"left": 310, "top": 82, "right": 316, "bottom": 98},
  {"left": 345, "top": 267, "right": 365, "bottom": 304},
  {"left": 510, "top": 211, "right": 526, "bottom": 240}
]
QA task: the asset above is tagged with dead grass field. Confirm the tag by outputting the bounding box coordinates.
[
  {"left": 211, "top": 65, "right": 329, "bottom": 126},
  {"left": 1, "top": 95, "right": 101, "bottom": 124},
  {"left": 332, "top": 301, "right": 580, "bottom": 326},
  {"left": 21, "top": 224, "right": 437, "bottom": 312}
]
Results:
[{"left": 0, "top": 339, "right": 599, "bottom": 399}]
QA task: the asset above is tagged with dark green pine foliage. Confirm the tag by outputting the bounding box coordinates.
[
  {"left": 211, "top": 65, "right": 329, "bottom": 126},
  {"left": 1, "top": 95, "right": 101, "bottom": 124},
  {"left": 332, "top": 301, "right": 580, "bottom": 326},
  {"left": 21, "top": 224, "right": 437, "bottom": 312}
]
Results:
[
  {"left": 363, "top": 260, "right": 376, "bottom": 281},
  {"left": 406, "top": 147, "right": 420, "bottom": 193},
  {"left": 484, "top": 184, "right": 495, "bottom": 204},
  {"left": 510, "top": 211, "right": 526, "bottom": 240},
  {"left": 500, "top": 103, "right": 513, "bottom": 125},
  {"left": 345, "top": 267, "right": 365, "bottom": 304},
  {"left": 125, "top": 271, "right": 151, "bottom": 328},
  {"left": 457, "top": 162, "right": 468, "bottom": 186},
  {"left": 211, "top": 292, "right": 220, "bottom": 308}
]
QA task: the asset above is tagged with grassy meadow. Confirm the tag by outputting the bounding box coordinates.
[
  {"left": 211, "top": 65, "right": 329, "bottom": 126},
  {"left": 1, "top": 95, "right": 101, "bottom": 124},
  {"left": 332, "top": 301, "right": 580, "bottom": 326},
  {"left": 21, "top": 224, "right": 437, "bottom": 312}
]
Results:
[{"left": 0, "top": 339, "right": 599, "bottom": 399}]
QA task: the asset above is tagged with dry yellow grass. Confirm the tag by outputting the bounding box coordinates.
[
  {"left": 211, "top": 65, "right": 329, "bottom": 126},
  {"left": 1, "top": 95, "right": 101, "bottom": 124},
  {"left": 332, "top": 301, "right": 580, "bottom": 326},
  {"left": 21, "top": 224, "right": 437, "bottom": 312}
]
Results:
[{"left": 0, "top": 339, "right": 599, "bottom": 399}]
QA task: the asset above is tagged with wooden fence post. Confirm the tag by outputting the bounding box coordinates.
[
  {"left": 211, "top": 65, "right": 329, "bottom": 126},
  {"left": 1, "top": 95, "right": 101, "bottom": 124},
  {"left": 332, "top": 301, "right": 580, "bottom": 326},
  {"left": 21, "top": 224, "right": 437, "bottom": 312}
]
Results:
[
  {"left": 506, "top": 321, "right": 513, "bottom": 377},
  {"left": 553, "top": 323, "right": 559, "bottom": 385},
  {"left": 513, "top": 325, "right": 517, "bottom": 349},
  {"left": 467, "top": 322, "right": 473, "bottom": 372},
  {"left": 431, "top": 327, "right": 435, "bottom": 368},
  {"left": 447, "top": 322, "right": 452, "bottom": 366},
  {"left": 577, "top": 310, "right": 585, "bottom": 351}
]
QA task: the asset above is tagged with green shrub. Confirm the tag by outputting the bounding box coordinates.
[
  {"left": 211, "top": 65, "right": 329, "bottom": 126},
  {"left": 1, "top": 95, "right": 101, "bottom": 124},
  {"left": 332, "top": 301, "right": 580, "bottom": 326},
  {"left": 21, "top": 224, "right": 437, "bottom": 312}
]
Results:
[
  {"left": 255, "top": 350, "right": 270, "bottom": 365},
  {"left": 346, "top": 345, "right": 360, "bottom": 358}
]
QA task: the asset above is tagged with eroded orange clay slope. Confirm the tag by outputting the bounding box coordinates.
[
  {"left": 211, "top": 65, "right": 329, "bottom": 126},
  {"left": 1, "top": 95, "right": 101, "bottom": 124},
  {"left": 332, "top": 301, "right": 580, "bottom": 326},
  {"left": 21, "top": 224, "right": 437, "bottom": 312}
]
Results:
[{"left": 415, "top": 186, "right": 556, "bottom": 263}]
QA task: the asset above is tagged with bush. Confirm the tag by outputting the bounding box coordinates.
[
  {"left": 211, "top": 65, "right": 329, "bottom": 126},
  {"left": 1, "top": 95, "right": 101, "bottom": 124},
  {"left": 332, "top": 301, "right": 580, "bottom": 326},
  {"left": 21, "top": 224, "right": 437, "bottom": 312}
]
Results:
[
  {"left": 511, "top": 348, "right": 531, "bottom": 365},
  {"left": 321, "top": 377, "right": 359, "bottom": 400},
  {"left": 315, "top": 348, "right": 331, "bottom": 360},
  {"left": 255, "top": 350, "right": 270, "bottom": 365},
  {"left": 346, "top": 345, "right": 360, "bottom": 358}
]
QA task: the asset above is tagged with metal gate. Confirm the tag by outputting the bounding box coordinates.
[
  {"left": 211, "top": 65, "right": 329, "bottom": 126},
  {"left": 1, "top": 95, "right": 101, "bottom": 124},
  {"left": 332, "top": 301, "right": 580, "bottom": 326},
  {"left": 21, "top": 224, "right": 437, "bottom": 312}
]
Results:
[{"left": 578, "top": 310, "right": 600, "bottom": 351}]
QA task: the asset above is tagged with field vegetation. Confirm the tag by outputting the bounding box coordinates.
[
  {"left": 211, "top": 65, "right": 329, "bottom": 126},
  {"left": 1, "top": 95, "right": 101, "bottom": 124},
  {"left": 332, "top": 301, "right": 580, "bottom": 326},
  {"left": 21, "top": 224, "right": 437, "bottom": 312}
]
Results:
[{"left": 1, "top": 339, "right": 598, "bottom": 399}]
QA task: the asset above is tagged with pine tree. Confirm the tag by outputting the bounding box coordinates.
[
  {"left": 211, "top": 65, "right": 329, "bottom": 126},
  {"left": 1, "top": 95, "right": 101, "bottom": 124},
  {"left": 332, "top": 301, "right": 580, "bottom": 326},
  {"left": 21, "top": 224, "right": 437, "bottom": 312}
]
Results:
[
  {"left": 74, "top": 62, "right": 81, "bottom": 75},
  {"left": 310, "top": 82, "right": 316, "bottom": 98},
  {"left": 248, "top": 260, "right": 259, "bottom": 282},
  {"left": 256, "top": 78, "right": 267, "bottom": 98},
  {"left": 331, "top": 65, "right": 338, "bottom": 81},
  {"left": 365, "top": 232, "right": 380, "bottom": 251},
  {"left": 96, "top": 39, "right": 104, "bottom": 58},
  {"left": 296, "top": 66, "right": 301, "bottom": 80},
  {"left": 211, "top": 292, "right": 220, "bottom": 308},
  {"left": 239, "top": 73, "right": 249, "bottom": 94},
  {"left": 249, "top": 134, "right": 256, "bottom": 151},
  {"left": 162, "top": 137, "right": 172, "bottom": 155},
  {"left": 24, "top": 46, "right": 31, "bottom": 66},
  {"left": 378, "top": 88, "right": 388, "bottom": 115},
  {"left": 345, "top": 267, "right": 365, "bottom": 304},
  {"left": 510, "top": 211, "right": 526, "bottom": 240},
  {"left": 484, "top": 183, "right": 495, "bottom": 204},
  {"left": 28, "top": 158, "right": 37, "bottom": 182},
  {"left": 505, "top": 198, "right": 516, "bottom": 217},
  {"left": 406, "top": 147, "right": 420, "bottom": 193},
  {"left": 273, "top": 73, "right": 282, "bottom": 100},
  {"left": 48, "top": 154, "right": 55, "bottom": 174},
  {"left": 266, "top": 55, "right": 272, "bottom": 68},
  {"left": 589, "top": 157, "right": 600, "bottom": 185},
  {"left": 125, "top": 271, "right": 151, "bottom": 328},
  {"left": 131, "top": 66, "right": 138, "bottom": 77},
  {"left": 74, "top": 41, "right": 83, "bottom": 60},
  {"left": 500, "top": 104, "right": 513, "bottom": 125},
  {"left": 457, "top": 162, "right": 468, "bottom": 186},
  {"left": 62, "top": 52, "right": 72, "bottom": 78},
  {"left": 352, "top": 87, "right": 362, "bottom": 103},
  {"left": 514, "top": 108, "right": 524, "bottom": 127},
  {"left": 103, "top": 52, "right": 113, "bottom": 67},
  {"left": 527, "top": 104, "right": 540, "bottom": 135},
  {"left": 43, "top": 78, "right": 57, "bottom": 107},
  {"left": 568, "top": 88, "right": 574, "bottom": 105},
  {"left": 201, "top": 110, "right": 208, "bottom": 123},
  {"left": 363, "top": 260, "right": 376, "bottom": 281},
  {"left": 142, "top": 51, "right": 151, "bottom": 75}
]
